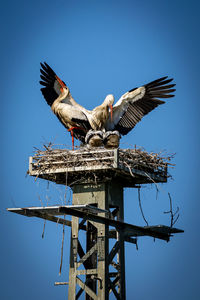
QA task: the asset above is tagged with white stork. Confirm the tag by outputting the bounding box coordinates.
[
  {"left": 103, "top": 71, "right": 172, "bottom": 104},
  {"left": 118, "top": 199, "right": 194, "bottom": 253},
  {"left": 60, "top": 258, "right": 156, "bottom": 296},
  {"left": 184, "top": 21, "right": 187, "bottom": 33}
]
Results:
[
  {"left": 105, "top": 77, "right": 175, "bottom": 141},
  {"left": 39, "top": 62, "right": 113, "bottom": 149}
]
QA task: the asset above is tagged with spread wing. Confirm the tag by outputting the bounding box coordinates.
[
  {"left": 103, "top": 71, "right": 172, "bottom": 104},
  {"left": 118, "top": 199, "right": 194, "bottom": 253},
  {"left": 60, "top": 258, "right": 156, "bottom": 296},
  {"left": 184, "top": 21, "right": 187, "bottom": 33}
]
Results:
[
  {"left": 39, "top": 62, "right": 91, "bottom": 142},
  {"left": 40, "top": 62, "right": 67, "bottom": 106},
  {"left": 106, "top": 76, "right": 175, "bottom": 135}
]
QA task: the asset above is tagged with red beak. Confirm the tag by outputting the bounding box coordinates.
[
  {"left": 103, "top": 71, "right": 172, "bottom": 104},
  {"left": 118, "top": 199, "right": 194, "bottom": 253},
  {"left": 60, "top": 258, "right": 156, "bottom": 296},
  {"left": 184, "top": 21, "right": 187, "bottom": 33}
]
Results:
[
  {"left": 109, "top": 104, "right": 113, "bottom": 122},
  {"left": 56, "top": 75, "right": 66, "bottom": 92}
]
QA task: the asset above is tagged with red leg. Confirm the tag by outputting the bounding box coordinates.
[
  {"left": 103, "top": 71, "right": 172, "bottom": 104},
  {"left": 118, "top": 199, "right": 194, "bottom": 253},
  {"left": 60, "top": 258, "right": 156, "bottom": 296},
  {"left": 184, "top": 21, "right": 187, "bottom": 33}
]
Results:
[
  {"left": 68, "top": 126, "right": 85, "bottom": 150},
  {"left": 68, "top": 129, "right": 74, "bottom": 150},
  {"left": 71, "top": 130, "right": 74, "bottom": 150}
]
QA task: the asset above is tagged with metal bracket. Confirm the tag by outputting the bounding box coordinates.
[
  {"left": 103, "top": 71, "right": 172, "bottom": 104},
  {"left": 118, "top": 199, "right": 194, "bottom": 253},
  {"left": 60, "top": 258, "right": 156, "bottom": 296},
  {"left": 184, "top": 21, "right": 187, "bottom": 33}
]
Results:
[{"left": 91, "top": 275, "right": 103, "bottom": 289}]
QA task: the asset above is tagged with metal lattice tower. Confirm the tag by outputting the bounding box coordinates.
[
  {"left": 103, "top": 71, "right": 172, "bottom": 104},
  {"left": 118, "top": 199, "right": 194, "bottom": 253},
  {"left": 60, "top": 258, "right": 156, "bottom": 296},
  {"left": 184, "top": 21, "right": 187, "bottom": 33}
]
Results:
[
  {"left": 68, "top": 182, "right": 126, "bottom": 299},
  {"left": 7, "top": 147, "right": 183, "bottom": 299}
]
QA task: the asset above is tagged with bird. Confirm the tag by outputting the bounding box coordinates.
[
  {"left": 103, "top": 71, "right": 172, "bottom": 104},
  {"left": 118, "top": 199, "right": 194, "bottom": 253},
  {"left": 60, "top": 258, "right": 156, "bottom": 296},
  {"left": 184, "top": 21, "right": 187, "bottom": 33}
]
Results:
[
  {"left": 39, "top": 62, "right": 113, "bottom": 149},
  {"left": 88, "top": 94, "right": 114, "bottom": 130},
  {"left": 105, "top": 76, "right": 175, "bottom": 141},
  {"left": 39, "top": 62, "right": 175, "bottom": 149}
]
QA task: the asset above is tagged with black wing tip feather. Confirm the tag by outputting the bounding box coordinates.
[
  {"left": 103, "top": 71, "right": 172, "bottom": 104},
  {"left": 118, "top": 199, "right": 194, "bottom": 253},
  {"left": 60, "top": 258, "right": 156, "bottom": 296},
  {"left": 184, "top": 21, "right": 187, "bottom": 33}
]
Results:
[
  {"left": 147, "top": 76, "right": 169, "bottom": 85},
  {"left": 40, "top": 61, "right": 56, "bottom": 77},
  {"left": 39, "top": 62, "right": 58, "bottom": 106},
  {"left": 39, "top": 81, "right": 47, "bottom": 87},
  {"left": 128, "top": 76, "right": 175, "bottom": 94},
  {"left": 40, "top": 62, "right": 45, "bottom": 68},
  {"left": 145, "top": 76, "right": 176, "bottom": 98},
  {"left": 146, "top": 76, "right": 174, "bottom": 88},
  {"left": 40, "top": 61, "right": 50, "bottom": 69}
]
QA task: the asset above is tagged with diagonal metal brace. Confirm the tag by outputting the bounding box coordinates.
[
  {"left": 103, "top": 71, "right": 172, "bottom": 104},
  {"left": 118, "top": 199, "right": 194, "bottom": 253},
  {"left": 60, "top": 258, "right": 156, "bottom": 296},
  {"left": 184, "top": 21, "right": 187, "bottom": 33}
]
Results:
[
  {"left": 77, "top": 243, "right": 98, "bottom": 268},
  {"left": 76, "top": 277, "right": 97, "bottom": 300},
  {"left": 108, "top": 241, "right": 120, "bottom": 265}
]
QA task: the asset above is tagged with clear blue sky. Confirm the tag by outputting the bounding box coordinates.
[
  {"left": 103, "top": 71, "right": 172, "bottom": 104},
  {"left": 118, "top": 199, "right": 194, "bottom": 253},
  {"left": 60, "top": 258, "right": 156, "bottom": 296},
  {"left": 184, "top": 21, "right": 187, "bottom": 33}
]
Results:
[{"left": 1, "top": 1, "right": 200, "bottom": 299}]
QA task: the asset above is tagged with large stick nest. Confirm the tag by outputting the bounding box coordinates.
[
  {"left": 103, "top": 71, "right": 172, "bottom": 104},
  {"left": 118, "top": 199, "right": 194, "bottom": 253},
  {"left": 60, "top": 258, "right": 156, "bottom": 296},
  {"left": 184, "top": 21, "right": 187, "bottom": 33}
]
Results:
[{"left": 29, "top": 144, "right": 175, "bottom": 186}]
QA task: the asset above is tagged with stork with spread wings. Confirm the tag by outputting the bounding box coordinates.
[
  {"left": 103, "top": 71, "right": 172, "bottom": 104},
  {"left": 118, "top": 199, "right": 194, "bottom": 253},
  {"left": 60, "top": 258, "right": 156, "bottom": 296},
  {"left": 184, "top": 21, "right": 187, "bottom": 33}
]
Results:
[
  {"left": 40, "top": 62, "right": 114, "bottom": 148},
  {"left": 39, "top": 62, "right": 175, "bottom": 149}
]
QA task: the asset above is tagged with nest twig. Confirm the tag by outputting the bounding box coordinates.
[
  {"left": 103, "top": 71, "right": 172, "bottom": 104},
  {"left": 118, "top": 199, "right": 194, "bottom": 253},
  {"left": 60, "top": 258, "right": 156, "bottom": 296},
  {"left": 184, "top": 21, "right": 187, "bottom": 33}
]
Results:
[{"left": 29, "top": 144, "right": 175, "bottom": 185}]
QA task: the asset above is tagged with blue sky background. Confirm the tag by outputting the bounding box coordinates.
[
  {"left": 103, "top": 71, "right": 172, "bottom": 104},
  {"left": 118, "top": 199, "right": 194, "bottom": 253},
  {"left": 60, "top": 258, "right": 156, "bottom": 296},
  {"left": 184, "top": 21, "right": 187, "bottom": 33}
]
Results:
[{"left": 1, "top": 0, "right": 200, "bottom": 299}]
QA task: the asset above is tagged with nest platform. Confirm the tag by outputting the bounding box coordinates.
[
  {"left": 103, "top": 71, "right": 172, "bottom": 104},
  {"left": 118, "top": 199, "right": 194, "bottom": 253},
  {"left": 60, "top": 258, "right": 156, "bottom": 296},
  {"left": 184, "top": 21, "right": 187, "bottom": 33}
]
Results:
[{"left": 28, "top": 146, "right": 173, "bottom": 186}]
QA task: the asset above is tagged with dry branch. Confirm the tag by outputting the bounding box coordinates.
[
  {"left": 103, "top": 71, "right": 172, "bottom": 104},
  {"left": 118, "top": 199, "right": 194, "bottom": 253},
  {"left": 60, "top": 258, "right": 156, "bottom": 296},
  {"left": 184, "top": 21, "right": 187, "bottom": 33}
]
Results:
[{"left": 164, "top": 193, "right": 180, "bottom": 227}]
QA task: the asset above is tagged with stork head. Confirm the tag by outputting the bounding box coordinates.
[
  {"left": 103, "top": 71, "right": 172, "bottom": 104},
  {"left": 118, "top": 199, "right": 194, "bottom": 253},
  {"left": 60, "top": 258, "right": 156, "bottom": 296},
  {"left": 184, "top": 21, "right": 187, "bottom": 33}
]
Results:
[
  {"left": 104, "top": 94, "right": 114, "bottom": 105},
  {"left": 104, "top": 94, "right": 114, "bottom": 121}
]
